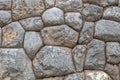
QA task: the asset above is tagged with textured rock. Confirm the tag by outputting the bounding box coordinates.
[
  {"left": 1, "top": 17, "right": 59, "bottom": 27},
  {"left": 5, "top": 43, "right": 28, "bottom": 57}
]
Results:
[
  {"left": 106, "top": 42, "right": 120, "bottom": 64},
  {"left": 44, "top": 0, "right": 55, "bottom": 8},
  {"left": 94, "top": 20, "right": 120, "bottom": 41},
  {"left": 12, "top": 0, "right": 45, "bottom": 20},
  {"left": 24, "top": 32, "right": 43, "bottom": 60},
  {"left": 64, "top": 73, "right": 84, "bottom": 80},
  {"left": 82, "top": 4, "right": 103, "bottom": 21},
  {"left": 84, "top": 39, "right": 105, "bottom": 70},
  {"left": 2, "top": 22, "right": 25, "bottom": 47},
  {"left": 19, "top": 17, "right": 43, "bottom": 31},
  {"left": 41, "top": 25, "right": 79, "bottom": 48},
  {"left": 0, "top": 10, "right": 12, "bottom": 27},
  {"left": 0, "top": 48, "right": 35, "bottom": 80},
  {"left": 0, "top": 28, "right": 1, "bottom": 47},
  {"left": 103, "top": 6, "right": 120, "bottom": 22},
  {"left": 33, "top": 46, "right": 75, "bottom": 78},
  {"left": 104, "top": 63, "right": 119, "bottom": 80},
  {"left": 85, "top": 70, "right": 112, "bottom": 80},
  {"left": 55, "top": 0, "right": 83, "bottom": 12},
  {"left": 72, "top": 45, "right": 87, "bottom": 71},
  {"left": 65, "top": 12, "right": 83, "bottom": 31},
  {"left": 79, "top": 22, "right": 94, "bottom": 44},
  {"left": 0, "top": 0, "right": 11, "bottom": 10},
  {"left": 37, "top": 77, "right": 63, "bottom": 80},
  {"left": 42, "top": 7, "right": 64, "bottom": 26}
]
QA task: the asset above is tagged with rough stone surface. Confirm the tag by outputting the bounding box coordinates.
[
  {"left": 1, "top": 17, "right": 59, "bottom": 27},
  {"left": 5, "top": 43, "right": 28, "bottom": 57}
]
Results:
[
  {"left": 0, "top": 10, "right": 12, "bottom": 27},
  {"left": 12, "top": 0, "right": 45, "bottom": 20},
  {"left": 82, "top": 4, "right": 103, "bottom": 21},
  {"left": 84, "top": 39, "right": 105, "bottom": 70},
  {"left": 37, "top": 77, "right": 63, "bottom": 80},
  {"left": 24, "top": 32, "right": 43, "bottom": 60},
  {"left": 0, "top": 0, "right": 11, "bottom": 10},
  {"left": 33, "top": 46, "right": 75, "bottom": 78},
  {"left": 79, "top": 22, "right": 94, "bottom": 44},
  {"left": 65, "top": 12, "right": 83, "bottom": 31},
  {"left": 42, "top": 7, "right": 64, "bottom": 26},
  {"left": 41, "top": 25, "right": 79, "bottom": 48},
  {"left": 44, "top": 0, "right": 55, "bottom": 9},
  {"left": 94, "top": 20, "right": 120, "bottom": 41},
  {"left": 72, "top": 45, "right": 87, "bottom": 71},
  {"left": 0, "top": 48, "right": 35, "bottom": 80},
  {"left": 106, "top": 42, "right": 120, "bottom": 64},
  {"left": 2, "top": 22, "right": 25, "bottom": 48},
  {"left": 104, "top": 63, "right": 119, "bottom": 80},
  {"left": 19, "top": 17, "right": 43, "bottom": 31}
]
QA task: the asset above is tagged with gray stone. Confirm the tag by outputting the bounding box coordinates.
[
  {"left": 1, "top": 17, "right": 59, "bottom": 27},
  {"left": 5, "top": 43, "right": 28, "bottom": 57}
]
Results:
[
  {"left": 0, "top": 10, "right": 12, "bottom": 27},
  {"left": 85, "top": 70, "right": 112, "bottom": 80},
  {"left": 42, "top": 7, "right": 64, "bottom": 26},
  {"left": 94, "top": 20, "right": 120, "bottom": 41},
  {"left": 0, "top": 48, "right": 35, "bottom": 80},
  {"left": 104, "top": 63, "right": 119, "bottom": 80},
  {"left": 82, "top": 4, "right": 103, "bottom": 21},
  {"left": 33, "top": 46, "right": 75, "bottom": 78},
  {"left": 0, "top": 28, "right": 1, "bottom": 47},
  {"left": 19, "top": 17, "right": 43, "bottom": 31},
  {"left": 72, "top": 45, "right": 87, "bottom": 71},
  {"left": 65, "top": 12, "right": 83, "bottom": 31},
  {"left": 55, "top": 0, "right": 83, "bottom": 12},
  {"left": 0, "top": 0, "right": 11, "bottom": 10},
  {"left": 84, "top": 39, "right": 105, "bottom": 70},
  {"left": 24, "top": 32, "right": 43, "bottom": 60},
  {"left": 41, "top": 25, "right": 79, "bottom": 48},
  {"left": 44, "top": 0, "right": 55, "bottom": 8},
  {"left": 103, "top": 6, "right": 120, "bottom": 22},
  {"left": 79, "top": 22, "right": 94, "bottom": 44},
  {"left": 106, "top": 42, "right": 120, "bottom": 64},
  {"left": 64, "top": 73, "right": 84, "bottom": 80},
  {"left": 2, "top": 22, "right": 25, "bottom": 48},
  {"left": 12, "top": 0, "right": 45, "bottom": 20},
  {"left": 37, "top": 77, "right": 63, "bottom": 80}
]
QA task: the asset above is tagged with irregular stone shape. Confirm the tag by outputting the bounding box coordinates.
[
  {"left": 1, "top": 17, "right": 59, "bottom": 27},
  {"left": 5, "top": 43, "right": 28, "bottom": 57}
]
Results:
[
  {"left": 2, "top": 22, "right": 25, "bottom": 48},
  {"left": 79, "top": 22, "right": 94, "bottom": 44},
  {"left": 106, "top": 42, "right": 120, "bottom": 64},
  {"left": 0, "top": 48, "right": 35, "bottom": 80},
  {"left": 41, "top": 25, "right": 79, "bottom": 48},
  {"left": 37, "top": 77, "right": 63, "bottom": 80},
  {"left": 103, "top": 7, "right": 120, "bottom": 22},
  {"left": 33, "top": 46, "right": 75, "bottom": 78},
  {"left": 55, "top": 0, "right": 83, "bottom": 12},
  {"left": 0, "top": 0, "right": 11, "bottom": 10},
  {"left": 84, "top": 0, "right": 117, "bottom": 7},
  {"left": 64, "top": 73, "right": 84, "bottom": 80},
  {"left": 24, "top": 32, "right": 43, "bottom": 60},
  {"left": 44, "top": 0, "right": 55, "bottom": 8},
  {"left": 94, "top": 20, "right": 120, "bottom": 41},
  {"left": 85, "top": 70, "right": 112, "bottom": 80},
  {"left": 19, "top": 17, "right": 43, "bottom": 31},
  {"left": 12, "top": 0, "right": 45, "bottom": 20},
  {"left": 42, "top": 7, "right": 64, "bottom": 26},
  {"left": 82, "top": 4, "right": 103, "bottom": 21},
  {"left": 72, "top": 45, "right": 87, "bottom": 71},
  {"left": 0, "top": 10, "right": 12, "bottom": 27},
  {"left": 65, "top": 12, "right": 83, "bottom": 31},
  {"left": 84, "top": 39, "right": 105, "bottom": 70},
  {"left": 104, "top": 63, "right": 119, "bottom": 80}
]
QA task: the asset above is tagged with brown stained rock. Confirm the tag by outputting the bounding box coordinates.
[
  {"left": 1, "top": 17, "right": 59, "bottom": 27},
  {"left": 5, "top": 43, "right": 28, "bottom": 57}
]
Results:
[
  {"left": 41, "top": 25, "right": 79, "bottom": 48},
  {"left": 12, "top": 0, "right": 45, "bottom": 20},
  {"left": 0, "top": 0, "right": 11, "bottom": 10}
]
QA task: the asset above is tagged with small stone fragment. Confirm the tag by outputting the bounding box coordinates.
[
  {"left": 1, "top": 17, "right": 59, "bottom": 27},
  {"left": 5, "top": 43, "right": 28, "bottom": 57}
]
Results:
[
  {"left": 24, "top": 32, "right": 43, "bottom": 60},
  {"left": 72, "top": 45, "right": 87, "bottom": 71},
  {"left": 79, "top": 22, "right": 94, "bottom": 44},
  {"left": 65, "top": 12, "right": 83, "bottom": 31},
  {"left": 41, "top": 25, "right": 79, "bottom": 48},
  {"left": 19, "top": 17, "right": 43, "bottom": 31},
  {"left": 106, "top": 42, "right": 120, "bottom": 64},
  {"left": 2, "top": 22, "right": 25, "bottom": 48},
  {"left": 44, "top": 0, "right": 55, "bottom": 8},
  {"left": 42, "top": 7, "right": 64, "bottom": 26},
  {"left": 33, "top": 46, "right": 75, "bottom": 78},
  {"left": 84, "top": 39, "right": 105, "bottom": 70},
  {"left": 0, "top": 0, "right": 11, "bottom": 10},
  {"left": 82, "top": 4, "right": 103, "bottom": 21}
]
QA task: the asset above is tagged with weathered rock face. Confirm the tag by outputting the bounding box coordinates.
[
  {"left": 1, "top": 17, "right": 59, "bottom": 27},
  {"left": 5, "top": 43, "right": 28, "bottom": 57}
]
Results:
[
  {"left": 44, "top": 0, "right": 55, "bottom": 9},
  {"left": 33, "top": 46, "right": 75, "bottom": 78},
  {"left": 37, "top": 77, "right": 63, "bottom": 80},
  {"left": 0, "top": 0, "right": 11, "bottom": 10}
]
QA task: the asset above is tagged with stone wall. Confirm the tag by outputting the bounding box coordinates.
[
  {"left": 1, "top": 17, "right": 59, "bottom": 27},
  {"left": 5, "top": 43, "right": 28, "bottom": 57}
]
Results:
[{"left": 0, "top": 0, "right": 120, "bottom": 80}]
